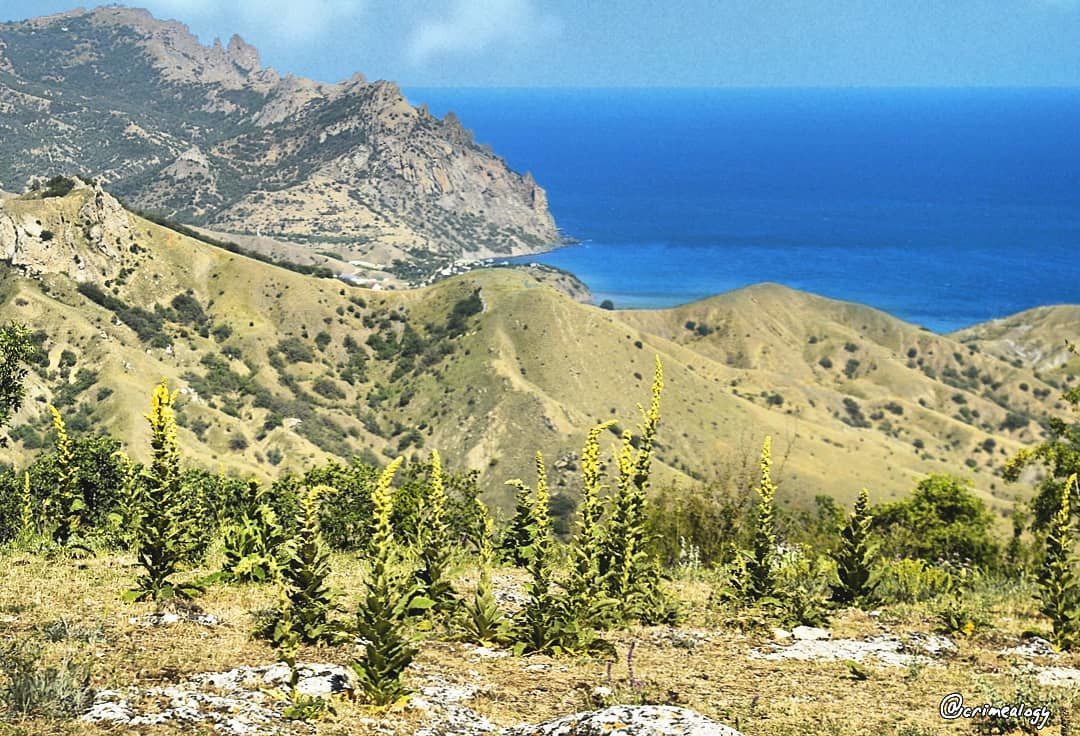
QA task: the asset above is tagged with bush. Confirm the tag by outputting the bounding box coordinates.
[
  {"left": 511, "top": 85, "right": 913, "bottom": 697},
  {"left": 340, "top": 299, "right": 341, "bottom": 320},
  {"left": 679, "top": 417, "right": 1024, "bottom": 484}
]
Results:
[
  {"left": 276, "top": 337, "right": 315, "bottom": 363},
  {"left": 0, "top": 639, "right": 93, "bottom": 719},
  {"left": 774, "top": 547, "right": 835, "bottom": 627},
  {"left": 872, "top": 474, "right": 1000, "bottom": 570},
  {"left": 169, "top": 292, "right": 207, "bottom": 326},
  {"left": 871, "top": 558, "right": 955, "bottom": 604},
  {"left": 312, "top": 377, "right": 345, "bottom": 400}
]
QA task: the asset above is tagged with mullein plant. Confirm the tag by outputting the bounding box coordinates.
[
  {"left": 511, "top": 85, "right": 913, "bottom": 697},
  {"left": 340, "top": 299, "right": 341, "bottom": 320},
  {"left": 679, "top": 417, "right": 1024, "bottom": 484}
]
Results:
[
  {"left": 14, "top": 472, "right": 37, "bottom": 549},
  {"left": 746, "top": 435, "right": 780, "bottom": 603},
  {"left": 459, "top": 498, "right": 508, "bottom": 644},
  {"left": 600, "top": 357, "right": 674, "bottom": 625},
  {"left": 724, "top": 436, "right": 780, "bottom": 606},
  {"left": 500, "top": 473, "right": 537, "bottom": 566},
  {"left": 353, "top": 457, "right": 432, "bottom": 706},
  {"left": 564, "top": 422, "right": 618, "bottom": 627},
  {"left": 221, "top": 481, "right": 288, "bottom": 584},
  {"left": 273, "top": 484, "right": 337, "bottom": 643},
  {"left": 126, "top": 380, "right": 202, "bottom": 602},
  {"left": 510, "top": 452, "right": 561, "bottom": 655},
  {"left": 47, "top": 406, "right": 87, "bottom": 552},
  {"left": 107, "top": 451, "right": 142, "bottom": 551},
  {"left": 415, "top": 450, "right": 458, "bottom": 614},
  {"left": 831, "top": 489, "right": 877, "bottom": 605},
  {"left": 1038, "top": 473, "right": 1080, "bottom": 651}
]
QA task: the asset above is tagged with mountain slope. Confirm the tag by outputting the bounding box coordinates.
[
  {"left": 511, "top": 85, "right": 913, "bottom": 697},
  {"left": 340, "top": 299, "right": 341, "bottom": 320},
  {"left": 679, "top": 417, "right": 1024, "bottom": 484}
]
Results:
[
  {"left": 952, "top": 306, "right": 1080, "bottom": 379},
  {"left": 0, "top": 7, "right": 558, "bottom": 274},
  {"left": 2, "top": 187, "right": 1075, "bottom": 517}
]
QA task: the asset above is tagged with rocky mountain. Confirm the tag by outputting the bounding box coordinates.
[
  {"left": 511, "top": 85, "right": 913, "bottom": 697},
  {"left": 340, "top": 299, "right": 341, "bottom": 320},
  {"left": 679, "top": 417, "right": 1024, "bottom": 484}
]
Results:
[
  {"left": 0, "top": 7, "right": 559, "bottom": 275},
  {"left": 3, "top": 186, "right": 1076, "bottom": 516}
]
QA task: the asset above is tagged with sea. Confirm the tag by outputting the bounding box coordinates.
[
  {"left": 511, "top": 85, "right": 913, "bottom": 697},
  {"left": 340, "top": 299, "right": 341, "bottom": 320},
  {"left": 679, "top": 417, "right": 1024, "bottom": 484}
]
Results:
[{"left": 403, "top": 88, "right": 1080, "bottom": 333}]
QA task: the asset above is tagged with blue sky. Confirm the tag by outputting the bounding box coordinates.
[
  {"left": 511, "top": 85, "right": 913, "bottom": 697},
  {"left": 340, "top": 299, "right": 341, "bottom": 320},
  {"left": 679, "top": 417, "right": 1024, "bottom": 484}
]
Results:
[{"left": 2, "top": 0, "right": 1079, "bottom": 86}]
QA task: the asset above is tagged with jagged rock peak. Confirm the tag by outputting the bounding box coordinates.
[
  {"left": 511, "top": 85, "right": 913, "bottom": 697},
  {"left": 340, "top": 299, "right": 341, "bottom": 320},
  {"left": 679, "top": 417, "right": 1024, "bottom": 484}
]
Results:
[{"left": 226, "top": 33, "right": 260, "bottom": 71}]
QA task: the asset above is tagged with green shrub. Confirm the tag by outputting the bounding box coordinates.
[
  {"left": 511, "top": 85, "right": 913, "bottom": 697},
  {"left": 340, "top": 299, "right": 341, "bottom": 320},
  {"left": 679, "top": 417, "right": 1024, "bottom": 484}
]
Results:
[
  {"left": 0, "top": 638, "right": 93, "bottom": 719},
  {"left": 276, "top": 337, "right": 315, "bottom": 363},
  {"left": 872, "top": 475, "right": 1000, "bottom": 569},
  {"left": 220, "top": 482, "right": 287, "bottom": 584},
  {"left": 871, "top": 558, "right": 955, "bottom": 604},
  {"left": 774, "top": 547, "right": 835, "bottom": 627}
]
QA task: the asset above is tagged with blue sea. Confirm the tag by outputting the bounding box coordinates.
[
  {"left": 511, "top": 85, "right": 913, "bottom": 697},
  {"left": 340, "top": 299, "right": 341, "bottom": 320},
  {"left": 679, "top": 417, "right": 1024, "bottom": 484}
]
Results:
[{"left": 404, "top": 88, "right": 1080, "bottom": 333}]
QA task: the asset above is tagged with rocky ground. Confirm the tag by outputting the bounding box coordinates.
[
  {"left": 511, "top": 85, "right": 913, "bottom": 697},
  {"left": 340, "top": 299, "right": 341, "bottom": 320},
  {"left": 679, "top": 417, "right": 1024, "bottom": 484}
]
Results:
[{"left": 1, "top": 552, "right": 1079, "bottom": 735}]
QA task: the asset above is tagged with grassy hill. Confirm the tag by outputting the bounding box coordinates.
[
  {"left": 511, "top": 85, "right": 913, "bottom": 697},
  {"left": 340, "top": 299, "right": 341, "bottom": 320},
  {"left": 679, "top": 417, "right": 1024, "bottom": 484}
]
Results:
[{"left": 1, "top": 188, "right": 1076, "bottom": 518}]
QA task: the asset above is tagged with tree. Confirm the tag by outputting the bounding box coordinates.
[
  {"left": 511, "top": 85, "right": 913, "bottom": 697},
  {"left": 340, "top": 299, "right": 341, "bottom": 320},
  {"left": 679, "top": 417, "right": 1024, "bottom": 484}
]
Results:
[
  {"left": 0, "top": 322, "right": 34, "bottom": 446},
  {"left": 1004, "top": 345, "right": 1080, "bottom": 529},
  {"left": 831, "top": 489, "right": 876, "bottom": 604},
  {"left": 872, "top": 474, "right": 999, "bottom": 569}
]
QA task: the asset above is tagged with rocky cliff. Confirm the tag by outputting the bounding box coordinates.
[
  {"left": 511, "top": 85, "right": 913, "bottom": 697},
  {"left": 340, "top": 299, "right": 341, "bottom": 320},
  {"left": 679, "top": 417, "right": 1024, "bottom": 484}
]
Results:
[
  {"left": 0, "top": 7, "right": 559, "bottom": 271},
  {"left": 0, "top": 180, "right": 132, "bottom": 283}
]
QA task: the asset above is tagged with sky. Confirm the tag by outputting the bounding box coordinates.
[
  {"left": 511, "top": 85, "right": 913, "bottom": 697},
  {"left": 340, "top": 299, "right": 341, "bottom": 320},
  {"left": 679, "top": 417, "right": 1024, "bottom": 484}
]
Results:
[{"left": 1, "top": 0, "right": 1079, "bottom": 87}]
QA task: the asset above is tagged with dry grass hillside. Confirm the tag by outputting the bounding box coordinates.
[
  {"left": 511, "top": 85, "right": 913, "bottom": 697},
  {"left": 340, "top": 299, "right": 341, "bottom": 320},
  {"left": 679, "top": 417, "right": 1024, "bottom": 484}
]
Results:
[{"left": 1, "top": 188, "right": 1077, "bottom": 518}]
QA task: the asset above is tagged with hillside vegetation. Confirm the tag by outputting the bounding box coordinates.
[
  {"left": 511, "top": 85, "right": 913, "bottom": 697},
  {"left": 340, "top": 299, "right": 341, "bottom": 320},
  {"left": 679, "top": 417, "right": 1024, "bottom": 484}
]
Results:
[{"left": 1, "top": 186, "right": 1076, "bottom": 521}]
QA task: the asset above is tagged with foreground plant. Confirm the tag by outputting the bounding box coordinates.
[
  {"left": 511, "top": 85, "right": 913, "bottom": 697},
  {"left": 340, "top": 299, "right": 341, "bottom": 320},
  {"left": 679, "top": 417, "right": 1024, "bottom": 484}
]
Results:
[
  {"left": 511, "top": 453, "right": 563, "bottom": 654},
  {"left": 415, "top": 450, "right": 458, "bottom": 613},
  {"left": 564, "top": 422, "right": 618, "bottom": 626},
  {"left": 47, "top": 407, "right": 86, "bottom": 551},
  {"left": 459, "top": 498, "right": 507, "bottom": 644},
  {"left": 600, "top": 357, "right": 673, "bottom": 624},
  {"left": 272, "top": 484, "right": 337, "bottom": 643},
  {"left": 126, "top": 380, "right": 202, "bottom": 602},
  {"left": 1038, "top": 473, "right": 1080, "bottom": 650},
  {"left": 353, "top": 457, "right": 430, "bottom": 706},
  {"left": 221, "top": 481, "right": 287, "bottom": 584},
  {"left": 831, "top": 489, "right": 877, "bottom": 604}
]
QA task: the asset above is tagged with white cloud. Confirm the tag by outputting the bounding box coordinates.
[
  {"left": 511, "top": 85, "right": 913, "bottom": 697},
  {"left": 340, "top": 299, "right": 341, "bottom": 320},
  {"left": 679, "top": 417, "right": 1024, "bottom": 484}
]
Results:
[
  {"left": 139, "top": 0, "right": 366, "bottom": 43},
  {"left": 407, "top": 0, "right": 559, "bottom": 65}
]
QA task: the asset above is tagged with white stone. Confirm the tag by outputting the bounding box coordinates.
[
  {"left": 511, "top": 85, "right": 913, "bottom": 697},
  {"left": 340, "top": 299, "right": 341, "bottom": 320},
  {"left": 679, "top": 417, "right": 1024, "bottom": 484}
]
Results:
[
  {"left": 502, "top": 705, "right": 742, "bottom": 736},
  {"left": 1035, "top": 666, "right": 1080, "bottom": 688},
  {"left": 791, "top": 626, "right": 831, "bottom": 641}
]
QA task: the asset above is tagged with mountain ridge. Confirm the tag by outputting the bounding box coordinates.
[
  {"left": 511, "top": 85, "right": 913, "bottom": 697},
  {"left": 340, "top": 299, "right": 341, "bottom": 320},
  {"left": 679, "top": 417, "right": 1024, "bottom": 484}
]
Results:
[{"left": 0, "top": 6, "right": 559, "bottom": 278}]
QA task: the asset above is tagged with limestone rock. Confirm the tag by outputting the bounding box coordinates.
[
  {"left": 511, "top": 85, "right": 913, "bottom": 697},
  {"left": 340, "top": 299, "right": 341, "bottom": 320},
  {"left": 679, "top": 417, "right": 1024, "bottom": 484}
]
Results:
[{"left": 503, "top": 705, "right": 743, "bottom": 736}]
